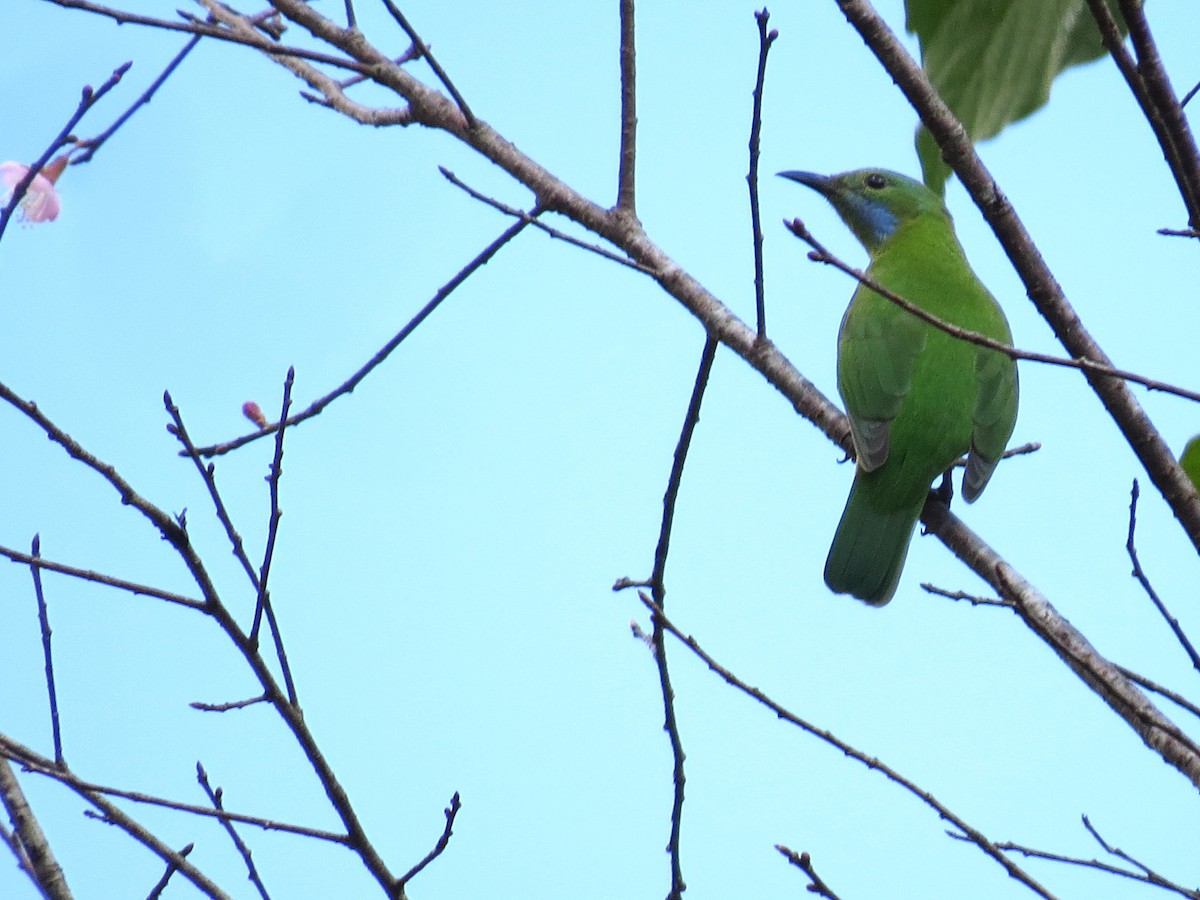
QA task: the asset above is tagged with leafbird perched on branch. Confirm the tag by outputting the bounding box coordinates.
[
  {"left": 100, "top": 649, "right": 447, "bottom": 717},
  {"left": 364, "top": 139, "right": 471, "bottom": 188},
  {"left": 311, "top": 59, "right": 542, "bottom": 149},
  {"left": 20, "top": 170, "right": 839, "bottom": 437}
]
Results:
[{"left": 780, "top": 168, "right": 1018, "bottom": 606}]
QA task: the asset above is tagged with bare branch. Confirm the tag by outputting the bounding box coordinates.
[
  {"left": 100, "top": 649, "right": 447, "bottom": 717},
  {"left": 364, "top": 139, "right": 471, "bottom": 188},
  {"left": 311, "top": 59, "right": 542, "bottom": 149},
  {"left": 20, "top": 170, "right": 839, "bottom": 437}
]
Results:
[
  {"left": 439, "top": 168, "right": 653, "bottom": 273},
  {"left": 249, "top": 368, "right": 299, "bottom": 710},
  {"left": 775, "top": 845, "right": 841, "bottom": 900},
  {"left": 197, "top": 763, "right": 272, "bottom": 900},
  {"left": 0, "top": 60, "right": 129, "bottom": 240},
  {"left": 378, "top": 0, "right": 475, "bottom": 127},
  {"left": 922, "top": 583, "right": 1014, "bottom": 608},
  {"left": 192, "top": 212, "right": 535, "bottom": 457},
  {"left": 1127, "top": 480, "right": 1200, "bottom": 671},
  {"left": 1116, "top": 666, "right": 1200, "bottom": 723},
  {"left": 786, "top": 217, "right": 1200, "bottom": 405},
  {"left": 144, "top": 843, "right": 194, "bottom": 900},
  {"left": 28, "top": 535, "right": 65, "bottom": 766},
  {"left": 191, "top": 694, "right": 270, "bottom": 713},
  {"left": 924, "top": 500, "right": 1200, "bottom": 788},
  {"left": 0, "top": 757, "right": 72, "bottom": 900},
  {"left": 747, "top": 9, "right": 777, "bottom": 339},
  {"left": 0, "top": 543, "right": 204, "bottom": 609},
  {"left": 395, "top": 792, "right": 462, "bottom": 891},
  {"left": 616, "top": 0, "right": 637, "bottom": 213},
  {"left": 1, "top": 737, "right": 348, "bottom": 845},
  {"left": 46, "top": 0, "right": 364, "bottom": 71},
  {"left": 959, "top": 816, "right": 1200, "bottom": 899},
  {"left": 639, "top": 592, "right": 1058, "bottom": 899},
  {"left": 73, "top": 36, "right": 200, "bottom": 164},
  {"left": 1112, "top": 0, "right": 1200, "bottom": 228},
  {"left": 646, "top": 336, "right": 720, "bottom": 899}
]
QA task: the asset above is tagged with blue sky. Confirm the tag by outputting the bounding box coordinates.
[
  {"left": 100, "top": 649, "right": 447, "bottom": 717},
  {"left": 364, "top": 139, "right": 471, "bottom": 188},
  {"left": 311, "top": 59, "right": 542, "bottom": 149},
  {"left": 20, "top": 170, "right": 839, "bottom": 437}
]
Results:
[{"left": 2, "top": 2, "right": 1200, "bottom": 898}]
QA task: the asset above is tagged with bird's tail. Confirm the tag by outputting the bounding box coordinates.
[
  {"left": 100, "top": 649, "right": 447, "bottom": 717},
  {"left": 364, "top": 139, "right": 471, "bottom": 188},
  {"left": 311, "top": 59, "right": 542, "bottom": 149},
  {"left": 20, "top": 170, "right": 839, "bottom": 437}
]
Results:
[{"left": 823, "top": 474, "right": 923, "bottom": 606}]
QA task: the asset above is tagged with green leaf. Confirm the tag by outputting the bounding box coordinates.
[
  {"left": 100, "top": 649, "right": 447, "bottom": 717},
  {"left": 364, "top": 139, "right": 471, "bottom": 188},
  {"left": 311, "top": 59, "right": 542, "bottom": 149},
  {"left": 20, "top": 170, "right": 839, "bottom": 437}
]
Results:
[{"left": 906, "top": 0, "right": 1125, "bottom": 194}]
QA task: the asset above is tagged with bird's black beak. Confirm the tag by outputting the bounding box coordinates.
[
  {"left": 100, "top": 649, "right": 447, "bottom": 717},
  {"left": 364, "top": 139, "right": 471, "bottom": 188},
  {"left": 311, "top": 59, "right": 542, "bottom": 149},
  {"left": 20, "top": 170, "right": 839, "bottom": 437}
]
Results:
[{"left": 778, "top": 170, "right": 835, "bottom": 197}]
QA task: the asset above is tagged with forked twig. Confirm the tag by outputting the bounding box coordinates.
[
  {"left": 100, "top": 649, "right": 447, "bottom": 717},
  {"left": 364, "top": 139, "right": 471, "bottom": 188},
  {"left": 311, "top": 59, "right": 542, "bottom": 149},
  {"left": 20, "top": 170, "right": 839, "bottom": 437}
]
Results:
[
  {"left": 0, "top": 61, "right": 130, "bottom": 241},
  {"left": 638, "top": 592, "right": 1058, "bottom": 899},
  {"left": 395, "top": 792, "right": 462, "bottom": 890},
  {"left": 197, "top": 763, "right": 271, "bottom": 900},
  {"left": 776, "top": 845, "right": 842, "bottom": 900},
  {"left": 73, "top": 36, "right": 200, "bottom": 164},
  {"left": 192, "top": 213, "right": 535, "bottom": 457},
  {"left": 249, "top": 369, "right": 299, "bottom": 707},
  {"left": 1126, "top": 479, "right": 1200, "bottom": 671},
  {"left": 379, "top": 0, "right": 474, "bottom": 127}
]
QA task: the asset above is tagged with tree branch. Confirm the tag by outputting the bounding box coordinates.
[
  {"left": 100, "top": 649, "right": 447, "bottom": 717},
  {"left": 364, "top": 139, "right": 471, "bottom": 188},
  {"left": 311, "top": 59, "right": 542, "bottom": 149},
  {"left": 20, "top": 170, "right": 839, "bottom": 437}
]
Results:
[
  {"left": 0, "top": 757, "right": 72, "bottom": 900},
  {"left": 640, "top": 593, "right": 1058, "bottom": 899}
]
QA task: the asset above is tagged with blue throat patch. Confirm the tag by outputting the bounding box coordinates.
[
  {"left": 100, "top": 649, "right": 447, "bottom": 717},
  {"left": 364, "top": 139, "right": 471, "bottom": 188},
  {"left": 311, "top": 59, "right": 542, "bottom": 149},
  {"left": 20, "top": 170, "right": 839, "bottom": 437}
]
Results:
[{"left": 842, "top": 192, "right": 898, "bottom": 244}]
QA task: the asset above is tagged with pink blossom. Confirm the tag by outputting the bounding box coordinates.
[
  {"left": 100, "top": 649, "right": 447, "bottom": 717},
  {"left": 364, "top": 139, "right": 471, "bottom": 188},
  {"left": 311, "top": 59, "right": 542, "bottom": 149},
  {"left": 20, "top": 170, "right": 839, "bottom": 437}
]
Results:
[{"left": 1, "top": 156, "right": 66, "bottom": 223}]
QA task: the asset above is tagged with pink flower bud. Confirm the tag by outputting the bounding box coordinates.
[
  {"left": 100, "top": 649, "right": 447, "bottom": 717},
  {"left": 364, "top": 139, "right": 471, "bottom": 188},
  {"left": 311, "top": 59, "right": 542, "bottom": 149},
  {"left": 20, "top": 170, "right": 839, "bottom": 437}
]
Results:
[{"left": 242, "top": 401, "right": 268, "bottom": 429}]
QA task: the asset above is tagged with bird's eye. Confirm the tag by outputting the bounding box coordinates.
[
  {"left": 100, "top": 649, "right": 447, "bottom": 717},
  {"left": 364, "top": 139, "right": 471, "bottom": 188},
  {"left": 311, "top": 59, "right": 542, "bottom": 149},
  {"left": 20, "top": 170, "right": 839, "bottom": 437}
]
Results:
[{"left": 864, "top": 173, "right": 887, "bottom": 190}]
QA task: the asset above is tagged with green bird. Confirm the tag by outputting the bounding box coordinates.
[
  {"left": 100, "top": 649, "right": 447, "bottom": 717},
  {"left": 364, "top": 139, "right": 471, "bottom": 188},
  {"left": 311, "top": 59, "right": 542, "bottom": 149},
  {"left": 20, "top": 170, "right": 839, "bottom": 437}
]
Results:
[{"left": 780, "top": 168, "right": 1018, "bottom": 605}]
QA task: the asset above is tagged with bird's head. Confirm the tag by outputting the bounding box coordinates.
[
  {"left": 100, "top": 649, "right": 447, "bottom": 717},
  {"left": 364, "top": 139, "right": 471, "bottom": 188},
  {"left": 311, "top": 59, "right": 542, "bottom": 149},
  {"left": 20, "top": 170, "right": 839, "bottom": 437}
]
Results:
[{"left": 778, "top": 168, "right": 949, "bottom": 252}]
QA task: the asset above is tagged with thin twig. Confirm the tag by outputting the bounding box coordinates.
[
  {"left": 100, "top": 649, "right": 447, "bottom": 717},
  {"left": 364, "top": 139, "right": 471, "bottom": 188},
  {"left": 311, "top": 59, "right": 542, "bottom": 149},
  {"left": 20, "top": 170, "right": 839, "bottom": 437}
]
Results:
[
  {"left": 1115, "top": 666, "right": 1200, "bottom": 723},
  {"left": 786, "top": 217, "right": 1200, "bottom": 405},
  {"left": 76, "top": 790, "right": 229, "bottom": 899},
  {"left": 73, "top": 36, "right": 200, "bottom": 165},
  {"left": 1115, "top": 0, "right": 1200, "bottom": 229},
  {"left": 29, "top": 535, "right": 65, "bottom": 766},
  {"left": 0, "top": 738, "right": 347, "bottom": 845},
  {"left": 395, "top": 792, "right": 462, "bottom": 890},
  {"left": 165, "top": 393, "right": 262, "bottom": 597},
  {"left": 192, "top": 212, "right": 534, "bottom": 457},
  {"left": 0, "top": 383, "right": 396, "bottom": 890},
  {"left": 921, "top": 583, "right": 1014, "bottom": 608},
  {"left": 951, "top": 441, "right": 1041, "bottom": 468},
  {"left": 646, "top": 336, "right": 719, "bottom": 900},
  {"left": 1126, "top": 479, "right": 1200, "bottom": 671},
  {"left": 963, "top": 817, "right": 1200, "bottom": 899},
  {"left": 145, "top": 843, "right": 194, "bottom": 900},
  {"left": 0, "top": 61, "right": 129, "bottom": 241},
  {"left": 639, "top": 592, "right": 1058, "bottom": 899},
  {"left": 616, "top": 0, "right": 637, "bottom": 213},
  {"left": 46, "top": 0, "right": 364, "bottom": 72},
  {"left": 440, "top": 168, "right": 654, "bottom": 273},
  {"left": 775, "top": 845, "right": 841, "bottom": 900},
  {"left": 191, "top": 694, "right": 270, "bottom": 712},
  {"left": 1183, "top": 80, "right": 1200, "bottom": 109},
  {"left": 249, "top": 368, "right": 299, "bottom": 706},
  {"left": 197, "top": 763, "right": 271, "bottom": 900},
  {"left": 378, "top": 0, "right": 475, "bottom": 127},
  {"left": 1084, "top": 0, "right": 1200, "bottom": 230},
  {"left": 747, "top": 9, "right": 777, "bottom": 339},
  {"left": 0, "top": 543, "right": 204, "bottom": 609}
]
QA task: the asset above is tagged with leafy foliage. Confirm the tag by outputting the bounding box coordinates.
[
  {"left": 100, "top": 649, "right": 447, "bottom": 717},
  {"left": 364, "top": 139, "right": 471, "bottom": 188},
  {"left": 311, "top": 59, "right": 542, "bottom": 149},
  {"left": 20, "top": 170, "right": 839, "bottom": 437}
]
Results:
[{"left": 907, "top": 0, "right": 1125, "bottom": 193}]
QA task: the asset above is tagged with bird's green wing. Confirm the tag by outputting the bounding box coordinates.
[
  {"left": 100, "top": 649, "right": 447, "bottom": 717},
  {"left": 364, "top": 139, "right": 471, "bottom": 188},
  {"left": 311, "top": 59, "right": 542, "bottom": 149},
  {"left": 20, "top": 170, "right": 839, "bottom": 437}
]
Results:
[
  {"left": 963, "top": 344, "right": 1018, "bottom": 502},
  {"left": 838, "top": 291, "right": 928, "bottom": 472}
]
